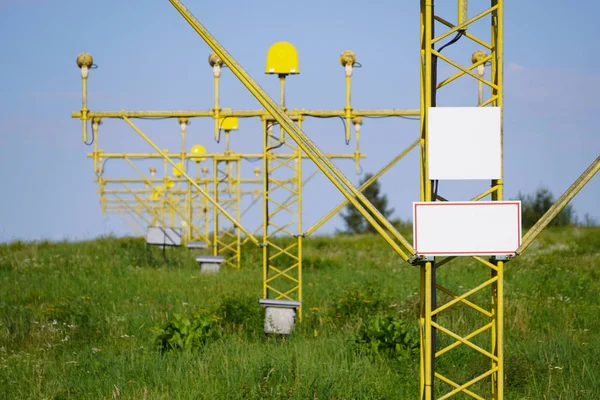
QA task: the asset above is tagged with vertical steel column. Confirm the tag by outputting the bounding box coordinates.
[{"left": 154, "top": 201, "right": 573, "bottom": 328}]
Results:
[
  {"left": 261, "top": 76, "right": 303, "bottom": 318},
  {"left": 420, "top": 1, "right": 435, "bottom": 398},
  {"left": 490, "top": 1, "right": 504, "bottom": 397}
]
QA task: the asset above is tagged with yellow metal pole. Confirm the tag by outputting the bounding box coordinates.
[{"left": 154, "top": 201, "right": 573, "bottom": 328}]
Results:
[
  {"left": 297, "top": 117, "right": 304, "bottom": 320},
  {"left": 344, "top": 65, "right": 352, "bottom": 144},
  {"left": 92, "top": 118, "right": 101, "bottom": 174},
  {"left": 76, "top": 53, "right": 94, "bottom": 143},
  {"left": 491, "top": 2, "right": 503, "bottom": 397},
  {"left": 213, "top": 60, "right": 221, "bottom": 141},
  {"left": 213, "top": 157, "right": 219, "bottom": 256},
  {"left": 262, "top": 119, "right": 269, "bottom": 299},
  {"left": 121, "top": 116, "right": 259, "bottom": 245},
  {"left": 167, "top": 0, "right": 414, "bottom": 259},
  {"left": 421, "top": 1, "right": 434, "bottom": 398},
  {"left": 236, "top": 159, "right": 242, "bottom": 268}
]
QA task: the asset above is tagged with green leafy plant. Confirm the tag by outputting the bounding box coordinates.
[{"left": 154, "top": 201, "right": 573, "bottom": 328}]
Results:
[
  {"left": 217, "top": 292, "right": 263, "bottom": 333},
  {"left": 355, "top": 315, "right": 419, "bottom": 361},
  {"left": 332, "top": 282, "right": 382, "bottom": 321},
  {"left": 152, "top": 311, "right": 221, "bottom": 353}
]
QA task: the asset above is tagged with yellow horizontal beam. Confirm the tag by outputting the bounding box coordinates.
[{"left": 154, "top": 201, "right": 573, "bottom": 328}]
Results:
[
  {"left": 72, "top": 108, "right": 419, "bottom": 119},
  {"left": 88, "top": 152, "right": 365, "bottom": 160}
]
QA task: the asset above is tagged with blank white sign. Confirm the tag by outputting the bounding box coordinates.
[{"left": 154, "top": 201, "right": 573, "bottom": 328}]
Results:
[
  {"left": 428, "top": 107, "right": 501, "bottom": 180},
  {"left": 413, "top": 201, "right": 521, "bottom": 256}
]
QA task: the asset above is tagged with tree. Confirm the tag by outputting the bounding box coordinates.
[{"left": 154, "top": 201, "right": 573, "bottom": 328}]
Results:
[
  {"left": 340, "top": 173, "right": 396, "bottom": 234},
  {"left": 516, "top": 187, "right": 576, "bottom": 228}
]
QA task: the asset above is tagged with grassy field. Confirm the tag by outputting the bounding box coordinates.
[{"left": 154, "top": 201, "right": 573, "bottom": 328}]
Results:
[{"left": 0, "top": 227, "right": 598, "bottom": 399}]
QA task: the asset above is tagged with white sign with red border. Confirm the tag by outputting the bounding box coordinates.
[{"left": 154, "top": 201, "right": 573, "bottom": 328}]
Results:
[{"left": 413, "top": 201, "right": 521, "bottom": 256}]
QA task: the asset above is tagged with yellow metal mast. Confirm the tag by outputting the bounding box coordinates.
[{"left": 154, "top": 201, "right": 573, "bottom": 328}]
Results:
[
  {"left": 261, "top": 43, "right": 304, "bottom": 317},
  {"left": 419, "top": 1, "right": 506, "bottom": 398}
]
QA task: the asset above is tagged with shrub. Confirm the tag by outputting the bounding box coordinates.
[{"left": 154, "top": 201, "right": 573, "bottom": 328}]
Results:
[
  {"left": 355, "top": 315, "right": 419, "bottom": 361},
  {"left": 217, "top": 293, "right": 263, "bottom": 333},
  {"left": 332, "top": 282, "right": 382, "bottom": 321},
  {"left": 152, "top": 311, "right": 221, "bottom": 353}
]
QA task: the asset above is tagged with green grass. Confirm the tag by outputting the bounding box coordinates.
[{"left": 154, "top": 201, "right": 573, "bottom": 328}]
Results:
[{"left": 0, "top": 227, "right": 599, "bottom": 399}]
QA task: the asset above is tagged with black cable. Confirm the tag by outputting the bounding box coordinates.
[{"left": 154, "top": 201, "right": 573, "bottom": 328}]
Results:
[
  {"left": 431, "top": 30, "right": 464, "bottom": 202},
  {"left": 362, "top": 115, "right": 420, "bottom": 121},
  {"left": 84, "top": 119, "right": 94, "bottom": 146}
]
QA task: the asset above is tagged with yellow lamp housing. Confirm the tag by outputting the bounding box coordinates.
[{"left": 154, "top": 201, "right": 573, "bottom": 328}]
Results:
[
  {"left": 265, "top": 42, "right": 299, "bottom": 75},
  {"left": 219, "top": 109, "right": 239, "bottom": 131},
  {"left": 190, "top": 144, "right": 207, "bottom": 161},
  {"left": 151, "top": 186, "right": 165, "bottom": 201},
  {"left": 172, "top": 162, "right": 185, "bottom": 177}
]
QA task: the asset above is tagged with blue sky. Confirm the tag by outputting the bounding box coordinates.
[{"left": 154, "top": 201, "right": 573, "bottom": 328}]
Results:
[{"left": 0, "top": 0, "right": 598, "bottom": 242}]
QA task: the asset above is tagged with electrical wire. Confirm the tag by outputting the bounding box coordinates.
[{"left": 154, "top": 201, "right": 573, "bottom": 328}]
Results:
[
  {"left": 431, "top": 30, "right": 464, "bottom": 202},
  {"left": 84, "top": 119, "right": 94, "bottom": 146}
]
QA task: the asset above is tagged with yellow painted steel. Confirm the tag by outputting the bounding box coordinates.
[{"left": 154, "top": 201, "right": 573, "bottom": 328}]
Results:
[
  {"left": 168, "top": 0, "right": 415, "bottom": 262},
  {"left": 418, "top": 1, "right": 508, "bottom": 398},
  {"left": 306, "top": 138, "right": 419, "bottom": 236},
  {"left": 70, "top": 3, "right": 600, "bottom": 398},
  {"left": 121, "top": 116, "right": 259, "bottom": 245},
  {"left": 72, "top": 108, "right": 420, "bottom": 119},
  {"left": 517, "top": 156, "right": 600, "bottom": 254}
]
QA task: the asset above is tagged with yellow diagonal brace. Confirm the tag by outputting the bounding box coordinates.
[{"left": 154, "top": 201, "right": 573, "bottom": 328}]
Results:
[
  {"left": 432, "top": 5, "right": 498, "bottom": 45},
  {"left": 434, "top": 16, "right": 492, "bottom": 50},
  {"left": 113, "top": 193, "right": 153, "bottom": 227},
  {"left": 436, "top": 284, "right": 493, "bottom": 318},
  {"left": 168, "top": 0, "right": 413, "bottom": 261},
  {"left": 471, "top": 186, "right": 498, "bottom": 201},
  {"left": 266, "top": 264, "right": 300, "bottom": 284},
  {"left": 480, "top": 95, "right": 499, "bottom": 107},
  {"left": 431, "top": 321, "right": 498, "bottom": 362},
  {"left": 436, "top": 322, "right": 494, "bottom": 358},
  {"left": 122, "top": 116, "right": 259, "bottom": 245},
  {"left": 438, "top": 367, "right": 498, "bottom": 400},
  {"left": 306, "top": 138, "right": 419, "bottom": 236},
  {"left": 472, "top": 256, "right": 499, "bottom": 272},
  {"left": 123, "top": 157, "right": 205, "bottom": 238},
  {"left": 437, "top": 54, "right": 493, "bottom": 90},
  {"left": 434, "top": 373, "right": 484, "bottom": 400},
  {"left": 518, "top": 156, "right": 600, "bottom": 254},
  {"left": 432, "top": 276, "right": 498, "bottom": 316},
  {"left": 432, "top": 51, "right": 498, "bottom": 90}
]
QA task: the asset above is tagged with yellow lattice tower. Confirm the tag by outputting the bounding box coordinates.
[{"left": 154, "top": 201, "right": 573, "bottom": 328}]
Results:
[
  {"left": 417, "top": 2, "right": 506, "bottom": 398},
  {"left": 212, "top": 114, "right": 242, "bottom": 268},
  {"left": 260, "top": 42, "right": 304, "bottom": 319}
]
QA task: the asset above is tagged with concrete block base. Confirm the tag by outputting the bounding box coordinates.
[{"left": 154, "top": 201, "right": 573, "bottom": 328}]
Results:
[
  {"left": 259, "top": 299, "right": 302, "bottom": 335},
  {"left": 264, "top": 307, "right": 296, "bottom": 335},
  {"left": 200, "top": 262, "right": 221, "bottom": 274}
]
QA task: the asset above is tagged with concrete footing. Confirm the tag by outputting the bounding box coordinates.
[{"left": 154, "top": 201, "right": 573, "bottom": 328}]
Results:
[
  {"left": 196, "top": 255, "right": 224, "bottom": 274},
  {"left": 259, "top": 299, "right": 302, "bottom": 335}
]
